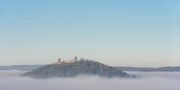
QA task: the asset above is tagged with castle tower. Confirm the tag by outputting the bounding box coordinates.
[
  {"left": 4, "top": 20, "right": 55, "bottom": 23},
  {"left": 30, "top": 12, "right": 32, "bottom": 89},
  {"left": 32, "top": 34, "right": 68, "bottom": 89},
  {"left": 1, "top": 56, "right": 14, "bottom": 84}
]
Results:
[
  {"left": 74, "top": 56, "right": 78, "bottom": 61},
  {"left": 58, "top": 58, "right": 61, "bottom": 63}
]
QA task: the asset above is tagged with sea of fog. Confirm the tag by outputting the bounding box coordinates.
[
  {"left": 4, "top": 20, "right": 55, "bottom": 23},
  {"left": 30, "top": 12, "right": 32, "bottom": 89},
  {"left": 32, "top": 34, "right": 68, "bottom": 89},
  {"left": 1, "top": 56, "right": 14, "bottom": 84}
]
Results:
[{"left": 0, "top": 70, "right": 180, "bottom": 90}]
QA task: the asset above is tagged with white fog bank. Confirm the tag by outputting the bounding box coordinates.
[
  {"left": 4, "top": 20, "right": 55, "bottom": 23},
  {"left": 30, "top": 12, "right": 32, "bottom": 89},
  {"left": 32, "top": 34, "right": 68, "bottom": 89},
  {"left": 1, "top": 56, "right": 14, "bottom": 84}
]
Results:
[{"left": 0, "top": 71, "right": 180, "bottom": 90}]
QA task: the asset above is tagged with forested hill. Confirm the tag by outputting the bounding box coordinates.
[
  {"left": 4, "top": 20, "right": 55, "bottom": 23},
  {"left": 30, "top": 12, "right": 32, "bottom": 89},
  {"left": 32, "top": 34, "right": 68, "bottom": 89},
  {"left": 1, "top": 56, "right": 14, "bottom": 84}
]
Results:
[{"left": 23, "top": 59, "right": 131, "bottom": 78}]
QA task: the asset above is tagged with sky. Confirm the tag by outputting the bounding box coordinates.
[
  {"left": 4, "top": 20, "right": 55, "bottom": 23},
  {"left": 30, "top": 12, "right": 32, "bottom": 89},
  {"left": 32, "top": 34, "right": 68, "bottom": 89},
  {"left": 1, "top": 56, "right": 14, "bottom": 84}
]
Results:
[{"left": 0, "top": 0, "right": 180, "bottom": 67}]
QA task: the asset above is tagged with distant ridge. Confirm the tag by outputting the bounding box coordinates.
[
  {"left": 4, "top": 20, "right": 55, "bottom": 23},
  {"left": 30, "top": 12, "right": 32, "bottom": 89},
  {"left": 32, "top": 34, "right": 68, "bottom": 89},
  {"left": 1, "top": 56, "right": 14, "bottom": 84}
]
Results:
[
  {"left": 1, "top": 65, "right": 180, "bottom": 72},
  {"left": 0, "top": 65, "right": 42, "bottom": 71},
  {"left": 23, "top": 59, "right": 132, "bottom": 78},
  {"left": 116, "top": 66, "right": 180, "bottom": 72}
]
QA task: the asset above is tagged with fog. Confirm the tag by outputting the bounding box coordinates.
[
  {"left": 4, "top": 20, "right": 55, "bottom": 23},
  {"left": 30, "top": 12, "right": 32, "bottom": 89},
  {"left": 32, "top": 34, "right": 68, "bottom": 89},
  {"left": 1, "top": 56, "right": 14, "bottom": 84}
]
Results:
[{"left": 0, "top": 71, "right": 180, "bottom": 90}]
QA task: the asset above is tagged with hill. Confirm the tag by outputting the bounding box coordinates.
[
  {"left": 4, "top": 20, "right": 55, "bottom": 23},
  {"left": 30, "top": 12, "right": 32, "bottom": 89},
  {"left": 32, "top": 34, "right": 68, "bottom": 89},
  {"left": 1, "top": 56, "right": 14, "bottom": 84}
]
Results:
[{"left": 23, "top": 59, "right": 131, "bottom": 78}]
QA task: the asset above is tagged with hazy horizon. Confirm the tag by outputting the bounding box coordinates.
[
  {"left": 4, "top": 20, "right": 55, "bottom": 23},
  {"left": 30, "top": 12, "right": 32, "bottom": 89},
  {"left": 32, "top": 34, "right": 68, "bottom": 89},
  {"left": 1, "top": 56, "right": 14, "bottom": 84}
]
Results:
[
  {"left": 1, "top": 0, "right": 180, "bottom": 67},
  {"left": 0, "top": 60, "right": 180, "bottom": 68}
]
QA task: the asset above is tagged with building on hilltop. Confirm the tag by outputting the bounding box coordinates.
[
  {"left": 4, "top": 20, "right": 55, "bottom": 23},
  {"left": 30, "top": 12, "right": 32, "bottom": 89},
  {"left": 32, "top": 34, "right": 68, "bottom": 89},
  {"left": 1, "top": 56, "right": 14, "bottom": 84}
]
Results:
[
  {"left": 55, "top": 56, "right": 78, "bottom": 64},
  {"left": 58, "top": 58, "right": 61, "bottom": 62},
  {"left": 74, "top": 56, "right": 78, "bottom": 62}
]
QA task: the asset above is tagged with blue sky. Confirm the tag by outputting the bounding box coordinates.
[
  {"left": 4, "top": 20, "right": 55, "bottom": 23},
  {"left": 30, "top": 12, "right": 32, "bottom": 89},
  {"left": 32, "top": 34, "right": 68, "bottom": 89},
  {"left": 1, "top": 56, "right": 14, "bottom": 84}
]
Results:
[{"left": 0, "top": 0, "right": 180, "bottom": 67}]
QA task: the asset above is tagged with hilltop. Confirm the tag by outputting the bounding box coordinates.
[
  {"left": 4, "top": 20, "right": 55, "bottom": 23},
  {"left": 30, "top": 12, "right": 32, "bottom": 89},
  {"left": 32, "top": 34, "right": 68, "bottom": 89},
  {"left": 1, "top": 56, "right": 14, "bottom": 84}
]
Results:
[{"left": 23, "top": 59, "right": 131, "bottom": 78}]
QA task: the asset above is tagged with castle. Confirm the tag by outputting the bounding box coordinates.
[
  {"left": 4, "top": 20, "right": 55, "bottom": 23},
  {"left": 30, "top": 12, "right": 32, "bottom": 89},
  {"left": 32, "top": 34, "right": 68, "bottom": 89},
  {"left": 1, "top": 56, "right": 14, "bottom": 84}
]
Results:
[{"left": 55, "top": 56, "right": 78, "bottom": 64}]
